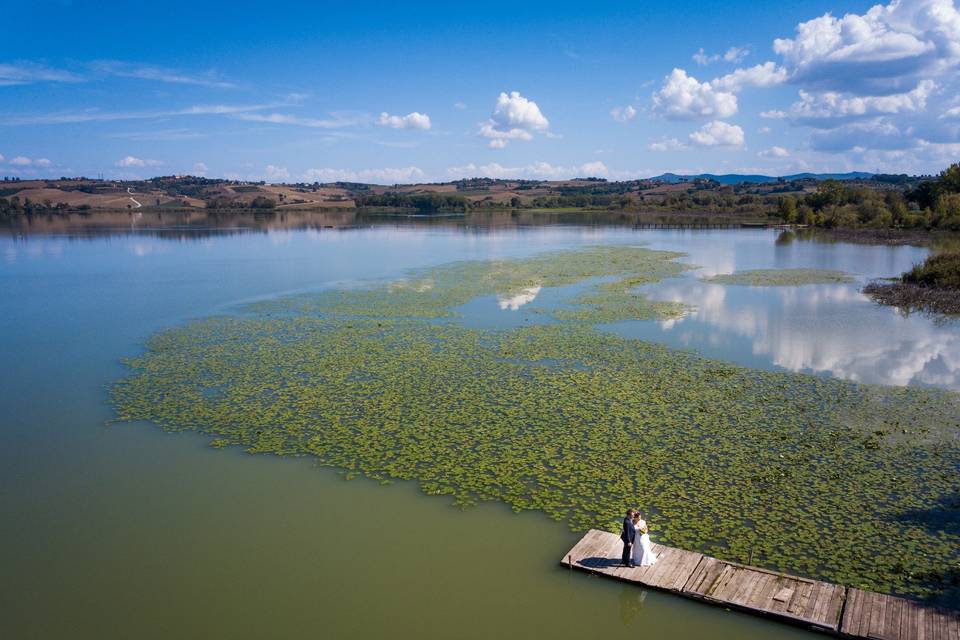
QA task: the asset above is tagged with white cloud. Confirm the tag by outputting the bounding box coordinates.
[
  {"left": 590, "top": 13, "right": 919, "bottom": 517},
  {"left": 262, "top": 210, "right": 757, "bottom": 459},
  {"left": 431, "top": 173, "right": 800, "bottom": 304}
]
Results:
[
  {"left": 579, "top": 161, "right": 610, "bottom": 176},
  {"left": 692, "top": 48, "right": 716, "bottom": 66},
  {"left": 10, "top": 156, "right": 31, "bottom": 166},
  {"left": 376, "top": 111, "right": 432, "bottom": 130},
  {"left": 790, "top": 80, "right": 937, "bottom": 121},
  {"left": 760, "top": 110, "right": 788, "bottom": 119},
  {"left": 478, "top": 91, "right": 550, "bottom": 147},
  {"left": 759, "top": 146, "right": 790, "bottom": 158},
  {"left": 454, "top": 101, "right": 467, "bottom": 110},
  {"left": 232, "top": 112, "right": 362, "bottom": 128},
  {"left": 711, "top": 62, "right": 788, "bottom": 92},
  {"left": 610, "top": 105, "right": 637, "bottom": 122},
  {"left": 446, "top": 161, "right": 608, "bottom": 180},
  {"left": 772, "top": 0, "right": 960, "bottom": 93},
  {"left": 942, "top": 106, "right": 960, "bottom": 118},
  {"left": 648, "top": 138, "right": 688, "bottom": 152},
  {"left": 689, "top": 120, "right": 745, "bottom": 147},
  {"left": 652, "top": 68, "right": 738, "bottom": 120},
  {"left": 809, "top": 118, "right": 915, "bottom": 152},
  {"left": 0, "top": 153, "right": 4, "bottom": 162},
  {"left": 265, "top": 165, "right": 290, "bottom": 181},
  {"left": 192, "top": 162, "right": 209, "bottom": 175},
  {"left": 693, "top": 46, "right": 750, "bottom": 65},
  {"left": 1, "top": 103, "right": 276, "bottom": 126},
  {"left": 116, "top": 156, "right": 162, "bottom": 168},
  {"left": 759, "top": 126, "right": 773, "bottom": 134},
  {"left": 0, "top": 61, "right": 83, "bottom": 86},
  {"left": 35, "top": 158, "right": 51, "bottom": 167},
  {"left": 724, "top": 47, "right": 750, "bottom": 64},
  {"left": 91, "top": 61, "right": 235, "bottom": 89},
  {"left": 302, "top": 166, "right": 425, "bottom": 184}
]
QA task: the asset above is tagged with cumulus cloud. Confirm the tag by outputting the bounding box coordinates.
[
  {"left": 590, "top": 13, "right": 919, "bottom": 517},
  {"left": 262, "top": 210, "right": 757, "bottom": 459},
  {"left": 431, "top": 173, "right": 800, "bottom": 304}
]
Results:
[
  {"left": 689, "top": 120, "right": 745, "bottom": 147},
  {"left": 772, "top": 0, "right": 960, "bottom": 93},
  {"left": 193, "top": 162, "right": 208, "bottom": 175},
  {"left": 446, "top": 161, "right": 608, "bottom": 180},
  {"left": 264, "top": 165, "right": 290, "bottom": 181},
  {"left": 656, "top": 1, "right": 959, "bottom": 170},
  {"left": 652, "top": 60, "right": 787, "bottom": 120},
  {"left": 648, "top": 138, "right": 688, "bottom": 152},
  {"left": 116, "top": 156, "right": 162, "bottom": 167},
  {"left": 759, "top": 146, "right": 790, "bottom": 158},
  {"left": 610, "top": 105, "right": 637, "bottom": 122},
  {"left": 711, "top": 62, "right": 788, "bottom": 92},
  {"left": 478, "top": 91, "right": 550, "bottom": 147},
  {"left": 0, "top": 153, "right": 4, "bottom": 162},
  {"left": 35, "top": 158, "right": 51, "bottom": 167},
  {"left": 302, "top": 166, "right": 425, "bottom": 184},
  {"left": 376, "top": 111, "right": 432, "bottom": 130},
  {"left": 809, "top": 118, "right": 915, "bottom": 152},
  {"left": 10, "top": 156, "right": 32, "bottom": 166},
  {"left": 652, "top": 69, "right": 738, "bottom": 120},
  {"left": 789, "top": 80, "right": 937, "bottom": 122}
]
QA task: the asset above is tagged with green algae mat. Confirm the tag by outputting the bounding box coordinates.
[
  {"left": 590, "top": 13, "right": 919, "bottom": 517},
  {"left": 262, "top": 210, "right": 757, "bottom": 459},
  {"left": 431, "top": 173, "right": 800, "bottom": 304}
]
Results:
[
  {"left": 703, "top": 269, "right": 855, "bottom": 286},
  {"left": 110, "top": 246, "right": 960, "bottom": 601}
]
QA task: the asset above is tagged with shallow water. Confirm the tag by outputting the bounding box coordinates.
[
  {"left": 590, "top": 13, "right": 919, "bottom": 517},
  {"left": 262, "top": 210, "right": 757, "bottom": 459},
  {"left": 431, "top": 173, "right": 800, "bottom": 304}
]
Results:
[{"left": 0, "top": 213, "right": 951, "bottom": 639}]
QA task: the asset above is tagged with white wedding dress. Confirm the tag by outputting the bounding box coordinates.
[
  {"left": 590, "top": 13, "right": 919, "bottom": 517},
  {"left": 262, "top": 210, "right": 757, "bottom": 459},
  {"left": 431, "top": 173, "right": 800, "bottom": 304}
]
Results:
[{"left": 631, "top": 519, "right": 658, "bottom": 567}]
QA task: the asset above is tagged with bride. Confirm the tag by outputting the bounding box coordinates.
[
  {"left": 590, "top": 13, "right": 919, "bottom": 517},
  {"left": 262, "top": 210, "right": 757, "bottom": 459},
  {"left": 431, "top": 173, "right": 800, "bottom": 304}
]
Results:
[{"left": 631, "top": 513, "right": 658, "bottom": 567}]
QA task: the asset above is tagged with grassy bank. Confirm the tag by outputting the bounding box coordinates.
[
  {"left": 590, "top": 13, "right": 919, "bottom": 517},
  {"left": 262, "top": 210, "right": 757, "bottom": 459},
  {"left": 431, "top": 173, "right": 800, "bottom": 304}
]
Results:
[{"left": 864, "top": 253, "right": 960, "bottom": 315}]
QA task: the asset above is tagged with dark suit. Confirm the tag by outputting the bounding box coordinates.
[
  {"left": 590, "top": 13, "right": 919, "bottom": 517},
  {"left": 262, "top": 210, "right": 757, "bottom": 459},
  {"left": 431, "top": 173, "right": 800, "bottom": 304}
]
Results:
[{"left": 620, "top": 516, "right": 637, "bottom": 566}]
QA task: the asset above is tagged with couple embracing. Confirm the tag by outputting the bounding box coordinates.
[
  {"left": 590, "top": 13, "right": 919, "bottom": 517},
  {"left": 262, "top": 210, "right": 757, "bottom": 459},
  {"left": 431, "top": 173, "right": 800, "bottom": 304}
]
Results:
[{"left": 620, "top": 508, "right": 658, "bottom": 568}]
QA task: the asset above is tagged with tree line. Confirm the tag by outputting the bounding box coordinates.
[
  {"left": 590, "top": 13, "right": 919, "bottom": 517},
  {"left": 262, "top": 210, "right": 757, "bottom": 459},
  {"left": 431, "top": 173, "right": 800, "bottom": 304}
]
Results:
[{"left": 775, "top": 163, "right": 960, "bottom": 230}]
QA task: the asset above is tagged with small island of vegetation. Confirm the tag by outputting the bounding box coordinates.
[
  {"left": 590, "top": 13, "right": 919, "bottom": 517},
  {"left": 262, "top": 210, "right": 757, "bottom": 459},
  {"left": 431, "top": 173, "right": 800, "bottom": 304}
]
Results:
[
  {"left": 703, "top": 269, "right": 855, "bottom": 286},
  {"left": 864, "top": 252, "right": 960, "bottom": 315}
]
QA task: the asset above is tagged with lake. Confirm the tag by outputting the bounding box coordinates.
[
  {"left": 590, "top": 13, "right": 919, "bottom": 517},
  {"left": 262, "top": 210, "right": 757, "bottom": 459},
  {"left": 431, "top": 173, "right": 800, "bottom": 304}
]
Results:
[{"left": 0, "top": 211, "right": 954, "bottom": 639}]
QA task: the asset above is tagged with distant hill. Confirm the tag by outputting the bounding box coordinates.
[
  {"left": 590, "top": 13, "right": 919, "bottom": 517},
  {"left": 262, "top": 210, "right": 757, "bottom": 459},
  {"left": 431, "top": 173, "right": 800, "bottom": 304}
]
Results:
[{"left": 652, "top": 172, "right": 874, "bottom": 185}]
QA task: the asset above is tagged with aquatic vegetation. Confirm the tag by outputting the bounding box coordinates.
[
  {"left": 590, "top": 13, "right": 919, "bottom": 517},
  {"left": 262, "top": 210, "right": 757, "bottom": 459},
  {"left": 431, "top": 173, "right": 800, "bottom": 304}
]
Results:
[
  {"left": 703, "top": 269, "right": 855, "bottom": 286},
  {"left": 864, "top": 252, "right": 960, "bottom": 315},
  {"left": 111, "top": 246, "right": 960, "bottom": 601}
]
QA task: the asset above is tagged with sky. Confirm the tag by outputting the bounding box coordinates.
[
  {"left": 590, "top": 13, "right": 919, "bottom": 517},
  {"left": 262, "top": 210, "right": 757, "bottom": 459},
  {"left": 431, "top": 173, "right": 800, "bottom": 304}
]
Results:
[{"left": 2, "top": 0, "right": 960, "bottom": 183}]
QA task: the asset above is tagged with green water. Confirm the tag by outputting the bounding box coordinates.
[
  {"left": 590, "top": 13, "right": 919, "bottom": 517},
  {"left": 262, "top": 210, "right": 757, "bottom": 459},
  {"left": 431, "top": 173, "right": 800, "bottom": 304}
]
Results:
[{"left": 1, "top": 212, "right": 953, "bottom": 639}]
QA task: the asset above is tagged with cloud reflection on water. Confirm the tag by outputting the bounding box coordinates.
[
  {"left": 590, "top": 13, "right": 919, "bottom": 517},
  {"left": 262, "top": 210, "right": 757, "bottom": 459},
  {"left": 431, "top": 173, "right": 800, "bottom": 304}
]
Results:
[
  {"left": 639, "top": 278, "right": 960, "bottom": 391},
  {"left": 497, "top": 286, "right": 542, "bottom": 311}
]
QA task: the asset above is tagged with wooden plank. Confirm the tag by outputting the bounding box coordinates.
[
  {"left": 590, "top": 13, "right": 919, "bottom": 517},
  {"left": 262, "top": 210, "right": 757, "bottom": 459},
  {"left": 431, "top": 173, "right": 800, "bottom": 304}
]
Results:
[
  {"left": 869, "top": 591, "right": 890, "bottom": 638},
  {"left": 561, "top": 531, "right": 958, "bottom": 640},
  {"left": 841, "top": 588, "right": 863, "bottom": 636},
  {"left": 774, "top": 587, "right": 795, "bottom": 603},
  {"left": 683, "top": 557, "right": 843, "bottom": 631},
  {"left": 841, "top": 588, "right": 960, "bottom": 640},
  {"left": 899, "top": 595, "right": 919, "bottom": 640}
]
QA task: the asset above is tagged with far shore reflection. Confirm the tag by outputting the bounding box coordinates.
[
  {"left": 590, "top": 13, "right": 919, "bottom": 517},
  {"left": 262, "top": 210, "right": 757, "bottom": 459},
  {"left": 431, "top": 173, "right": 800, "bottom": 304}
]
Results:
[{"left": 0, "top": 208, "right": 780, "bottom": 240}]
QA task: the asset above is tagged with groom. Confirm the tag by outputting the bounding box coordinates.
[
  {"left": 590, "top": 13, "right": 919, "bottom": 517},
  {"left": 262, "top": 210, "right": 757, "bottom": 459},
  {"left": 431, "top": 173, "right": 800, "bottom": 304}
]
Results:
[{"left": 620, "top": 508, "right": 637, "bottom": 567}]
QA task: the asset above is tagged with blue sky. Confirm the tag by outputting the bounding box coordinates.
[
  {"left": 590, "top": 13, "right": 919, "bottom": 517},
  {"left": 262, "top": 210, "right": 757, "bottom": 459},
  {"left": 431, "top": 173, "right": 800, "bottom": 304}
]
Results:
[{"left": 2, "top": 0, "right": 959, "bottom": 182}]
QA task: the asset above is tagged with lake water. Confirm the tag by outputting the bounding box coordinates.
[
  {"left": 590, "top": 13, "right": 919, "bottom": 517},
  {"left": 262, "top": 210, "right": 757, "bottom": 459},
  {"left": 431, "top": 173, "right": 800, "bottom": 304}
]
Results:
[{"left": 0, "top": 212, "right": 950, "bottom": 639}]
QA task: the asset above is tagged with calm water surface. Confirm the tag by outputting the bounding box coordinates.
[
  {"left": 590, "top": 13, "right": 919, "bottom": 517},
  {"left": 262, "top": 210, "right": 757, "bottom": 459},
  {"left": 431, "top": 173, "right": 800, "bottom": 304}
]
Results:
[{"left": 0, "top": 214, "right": 949, "bottom": 639}]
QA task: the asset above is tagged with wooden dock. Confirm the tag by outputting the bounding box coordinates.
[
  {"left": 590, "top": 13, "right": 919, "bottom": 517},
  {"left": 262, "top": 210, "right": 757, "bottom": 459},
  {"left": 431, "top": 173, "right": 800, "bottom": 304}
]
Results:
[{"left": 561, "top": 529, "right": 959, "bottom": 640}]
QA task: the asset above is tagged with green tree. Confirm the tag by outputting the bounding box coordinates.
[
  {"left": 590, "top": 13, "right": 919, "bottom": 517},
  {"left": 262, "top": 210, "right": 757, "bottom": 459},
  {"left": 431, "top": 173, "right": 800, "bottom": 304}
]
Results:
[{"left": 777, "top": 196, "right": 797, "bottom": 223}]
